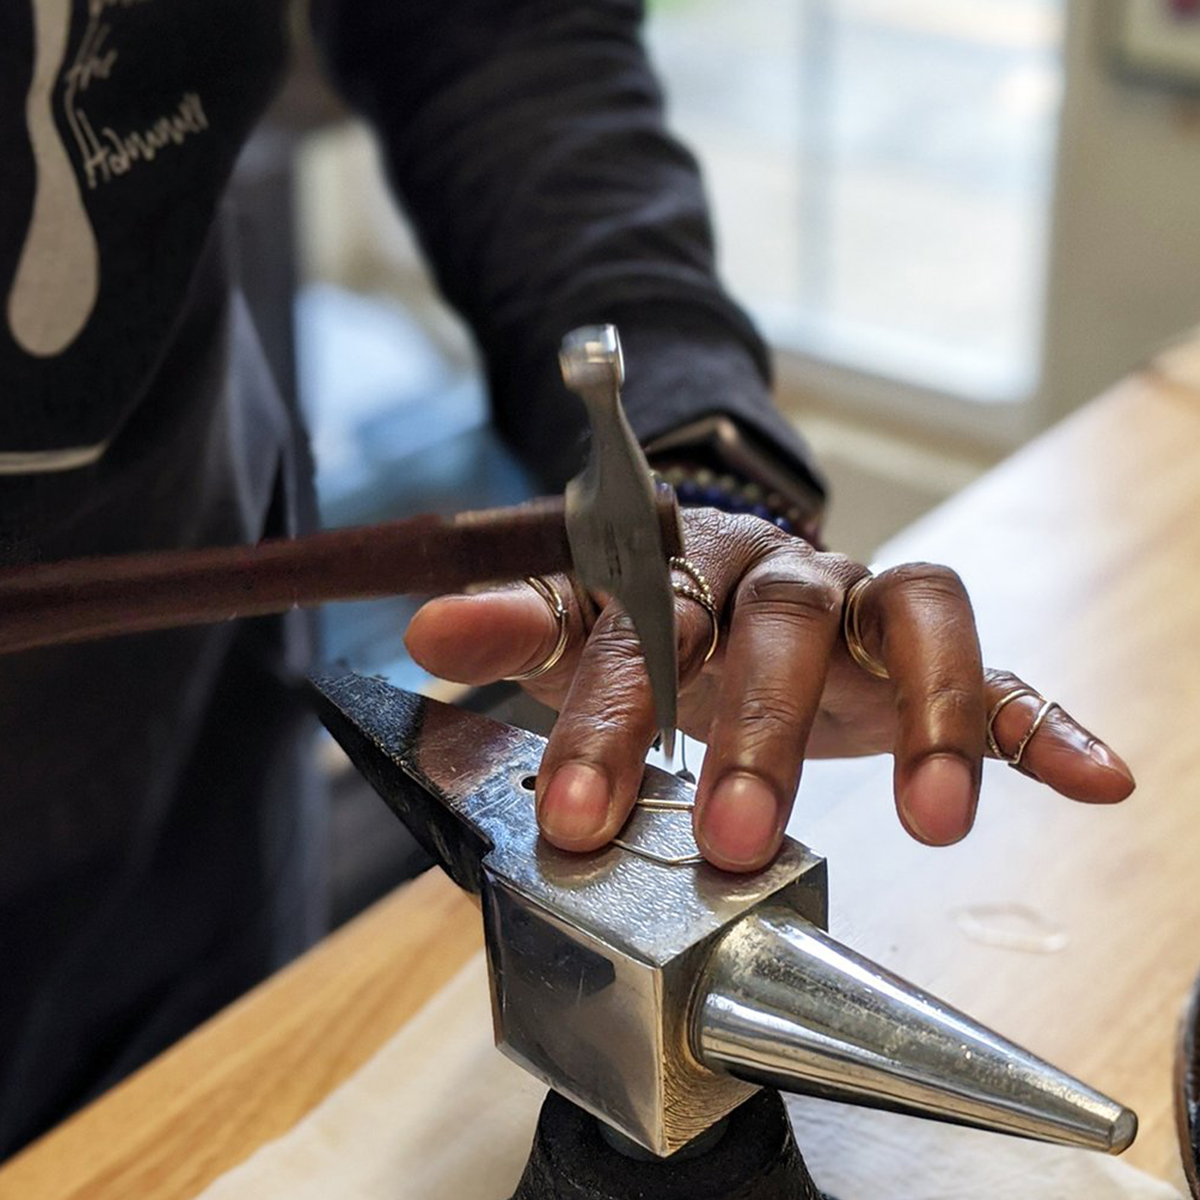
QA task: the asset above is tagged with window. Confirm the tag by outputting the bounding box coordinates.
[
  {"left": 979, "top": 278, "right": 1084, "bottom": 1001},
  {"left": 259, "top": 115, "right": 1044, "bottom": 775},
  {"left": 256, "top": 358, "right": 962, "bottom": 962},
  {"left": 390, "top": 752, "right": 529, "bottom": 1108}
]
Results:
[{"left": 646, "top": 0, "right": 1065, "bottom": 407}]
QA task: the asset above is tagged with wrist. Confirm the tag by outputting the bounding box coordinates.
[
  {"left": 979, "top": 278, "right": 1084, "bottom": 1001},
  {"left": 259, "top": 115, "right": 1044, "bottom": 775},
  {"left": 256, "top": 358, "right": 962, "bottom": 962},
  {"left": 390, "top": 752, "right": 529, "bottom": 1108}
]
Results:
[
  {"left": 652, "top": 460, "right": 820, "bottom": 543},
  {"left": 645, "top": 415, "right": 825, "bottom": 546}
]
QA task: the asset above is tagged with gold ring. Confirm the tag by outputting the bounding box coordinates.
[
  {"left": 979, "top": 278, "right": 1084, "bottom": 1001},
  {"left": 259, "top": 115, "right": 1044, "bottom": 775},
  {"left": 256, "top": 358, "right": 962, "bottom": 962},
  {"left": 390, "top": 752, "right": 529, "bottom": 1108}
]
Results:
[
  {"left": 671, "top": 556, "right": 719, "bottom": 665},
  {"left": 985, "top": 687, "right": 1039, "bottom": 758},
  {"left": 842, "top": 573, "right": 889, "bottom": 679},
  {"left": 504, "top": 576, "right": 570, "bottom": 681},
  {"left": 987, "top": 687, "right": 1059, "bottom": 768}
]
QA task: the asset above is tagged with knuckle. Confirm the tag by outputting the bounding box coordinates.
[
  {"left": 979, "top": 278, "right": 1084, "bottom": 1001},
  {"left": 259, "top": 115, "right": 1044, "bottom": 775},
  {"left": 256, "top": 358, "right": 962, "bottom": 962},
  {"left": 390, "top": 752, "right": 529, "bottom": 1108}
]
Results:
[
  {"left": 714, "top": 684, "right": 807, "bottom": 757},
  {"left": 882, "top": 562, "right": 970, "bottom": 606},
  {"left": 587, "top": 607, "right": 649, "bottom": 668},
  {"left": 738, "top": 685, "right": 807, "bottom": 736},
  {"left": 682, "top": 508, "right": 792, "bottom": 561},
  {"left": 812, "top": 550, "right": 859, "bottom": 584},
  {"left": 587, "top": 589, "right": 721, "bottom": 691},
  {"left": 898, "top": 674, "right": 980, "bottom": 726},
  {"left": 738, "top": 558, "right": 840, "bottom": 624},
  {"left": 984, "top": 666, "right": 1026, "bottom": 693}
]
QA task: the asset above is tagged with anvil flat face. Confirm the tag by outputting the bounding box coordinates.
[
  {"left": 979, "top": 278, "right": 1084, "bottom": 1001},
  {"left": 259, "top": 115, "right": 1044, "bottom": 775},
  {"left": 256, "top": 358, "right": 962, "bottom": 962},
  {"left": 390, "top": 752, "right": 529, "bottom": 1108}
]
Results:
[{"left": 313, "top": 672, "right": 827, "bottom": 1154}]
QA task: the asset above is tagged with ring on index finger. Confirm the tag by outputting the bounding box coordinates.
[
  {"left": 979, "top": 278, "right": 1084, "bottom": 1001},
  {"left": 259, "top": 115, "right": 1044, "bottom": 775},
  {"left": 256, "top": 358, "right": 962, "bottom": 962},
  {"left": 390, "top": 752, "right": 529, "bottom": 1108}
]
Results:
[{"left": 842, "top": 573, "right": 890, "bottom": 680}]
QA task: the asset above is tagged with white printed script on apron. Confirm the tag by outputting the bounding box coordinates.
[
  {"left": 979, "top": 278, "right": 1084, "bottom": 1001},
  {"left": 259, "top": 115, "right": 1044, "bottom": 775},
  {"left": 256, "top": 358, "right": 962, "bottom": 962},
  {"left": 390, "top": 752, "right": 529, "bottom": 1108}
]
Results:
[{"left": 6, "top": 0, "right": 209, "bottom": 359}]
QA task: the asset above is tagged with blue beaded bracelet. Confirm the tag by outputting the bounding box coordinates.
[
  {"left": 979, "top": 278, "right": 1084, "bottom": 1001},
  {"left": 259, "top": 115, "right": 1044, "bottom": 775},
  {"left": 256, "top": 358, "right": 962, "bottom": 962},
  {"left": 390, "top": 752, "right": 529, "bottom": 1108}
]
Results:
[{"left": 657, "top": 465, "right": 803, "bottom": 536}]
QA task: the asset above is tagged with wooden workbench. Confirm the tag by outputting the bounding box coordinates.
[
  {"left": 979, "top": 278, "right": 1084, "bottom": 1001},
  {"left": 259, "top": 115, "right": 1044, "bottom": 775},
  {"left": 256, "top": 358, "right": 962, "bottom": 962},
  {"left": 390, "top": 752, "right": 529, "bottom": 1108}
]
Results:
[{"left": 4, "top": 349, "right": 1200, "bottom": 1199}]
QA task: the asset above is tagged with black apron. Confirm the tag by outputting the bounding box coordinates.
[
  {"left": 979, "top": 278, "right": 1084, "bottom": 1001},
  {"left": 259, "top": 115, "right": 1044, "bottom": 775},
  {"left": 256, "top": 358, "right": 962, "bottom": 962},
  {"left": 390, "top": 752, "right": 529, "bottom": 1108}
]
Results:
[{"left": 0, "top": 1, "right": 323, "bottom": 1155}]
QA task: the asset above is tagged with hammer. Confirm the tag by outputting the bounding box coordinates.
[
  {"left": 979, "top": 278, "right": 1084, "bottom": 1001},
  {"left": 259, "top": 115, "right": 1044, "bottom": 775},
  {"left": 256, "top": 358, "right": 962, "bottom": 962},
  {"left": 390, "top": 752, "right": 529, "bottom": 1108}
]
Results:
[{"left": 0, "top": 326, "right": 681, "bottom": 743}]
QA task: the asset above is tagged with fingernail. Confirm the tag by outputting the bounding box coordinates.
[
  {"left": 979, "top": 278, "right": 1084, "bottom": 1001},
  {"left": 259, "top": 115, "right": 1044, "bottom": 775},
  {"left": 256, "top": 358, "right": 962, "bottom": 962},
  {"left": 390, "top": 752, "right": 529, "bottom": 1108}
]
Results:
[
  {"left": 699, "top": 773, "right": 781, "bottom": 868},
  {"left": 901, "top": 755, "right": 976, "bottom": 844},
  {"left": 1089, "top": 739, "right": 1135, "bottom": 786},
  {"left": 539, "top": 763, "right": 611, "bottom": 846}
]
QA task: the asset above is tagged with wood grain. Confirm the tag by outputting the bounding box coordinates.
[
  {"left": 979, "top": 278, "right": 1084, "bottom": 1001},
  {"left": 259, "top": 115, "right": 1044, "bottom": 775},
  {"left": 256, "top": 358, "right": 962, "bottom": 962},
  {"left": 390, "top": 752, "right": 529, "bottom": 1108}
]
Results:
[
  {"left": 3, "top": 356, "right": 1199, "bottom": 1197},
  {"left": 795, "top": 365, "right": 1200, "bottom": 1190},
  {"left": 0, "top": 870, "right": 480, "bottom": 1200}
]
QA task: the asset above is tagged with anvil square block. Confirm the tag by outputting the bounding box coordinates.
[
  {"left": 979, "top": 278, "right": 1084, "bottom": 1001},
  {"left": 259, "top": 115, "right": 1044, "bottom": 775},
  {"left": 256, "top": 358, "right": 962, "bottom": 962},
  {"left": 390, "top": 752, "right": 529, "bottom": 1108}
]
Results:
[{"left": 484, "top": 840, "right": 827, "bottom": 1155}]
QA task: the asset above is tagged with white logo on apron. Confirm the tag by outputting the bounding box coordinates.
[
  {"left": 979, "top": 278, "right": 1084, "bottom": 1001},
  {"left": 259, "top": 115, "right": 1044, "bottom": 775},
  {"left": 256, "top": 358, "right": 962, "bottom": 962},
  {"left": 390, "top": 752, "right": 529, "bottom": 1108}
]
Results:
[{"left": 6, "top": 0, "right": 100, "bottom": 359}]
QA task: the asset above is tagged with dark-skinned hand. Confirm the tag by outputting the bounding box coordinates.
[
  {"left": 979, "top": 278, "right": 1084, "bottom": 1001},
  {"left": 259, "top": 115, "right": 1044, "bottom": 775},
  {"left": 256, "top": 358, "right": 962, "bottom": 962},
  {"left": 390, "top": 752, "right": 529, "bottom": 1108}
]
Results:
[{"left": 405, "top": 508, "right": 1134, "bottom": 872}]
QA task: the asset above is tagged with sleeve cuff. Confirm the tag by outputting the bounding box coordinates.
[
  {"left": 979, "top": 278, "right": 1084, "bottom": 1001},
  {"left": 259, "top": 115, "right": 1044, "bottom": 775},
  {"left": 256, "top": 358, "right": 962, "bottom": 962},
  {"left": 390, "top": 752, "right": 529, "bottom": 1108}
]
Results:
[{"left": 615, "top": 317, "right": 828, "bottom": 509}]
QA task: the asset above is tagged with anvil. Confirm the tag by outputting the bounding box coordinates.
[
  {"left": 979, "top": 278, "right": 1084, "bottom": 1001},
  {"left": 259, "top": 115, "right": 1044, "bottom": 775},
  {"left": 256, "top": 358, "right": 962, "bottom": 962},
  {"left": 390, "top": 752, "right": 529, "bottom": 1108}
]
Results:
[{"left": 313, "top": 672, "right": 1136, "bottom": 1168}]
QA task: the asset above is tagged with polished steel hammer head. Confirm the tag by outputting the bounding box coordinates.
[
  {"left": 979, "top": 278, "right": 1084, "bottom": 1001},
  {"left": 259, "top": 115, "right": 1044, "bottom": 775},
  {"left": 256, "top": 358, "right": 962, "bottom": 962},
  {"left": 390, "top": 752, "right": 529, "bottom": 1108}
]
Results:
[
  {"left": 312, "top": 673, "right": 1136, "bottom": 1160},
  {"left": 560, "top": 326, "right": 680, "bottom": 754}
]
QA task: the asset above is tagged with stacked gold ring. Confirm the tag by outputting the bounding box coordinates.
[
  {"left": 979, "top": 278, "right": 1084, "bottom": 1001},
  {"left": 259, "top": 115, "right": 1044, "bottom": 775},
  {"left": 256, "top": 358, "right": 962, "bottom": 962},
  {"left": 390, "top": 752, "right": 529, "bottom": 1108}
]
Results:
[
  {"left": 842, "top": 573, "right": 889, "bottom": 680},
  {"left": 670, "top": 556, "right": 720, "bottom": 665},
  {"left": 507, "top": 557, "right": 722, "bottom": 683},
  {"left": 986, "top": 687, "right": 1059, "bottom": 769}
]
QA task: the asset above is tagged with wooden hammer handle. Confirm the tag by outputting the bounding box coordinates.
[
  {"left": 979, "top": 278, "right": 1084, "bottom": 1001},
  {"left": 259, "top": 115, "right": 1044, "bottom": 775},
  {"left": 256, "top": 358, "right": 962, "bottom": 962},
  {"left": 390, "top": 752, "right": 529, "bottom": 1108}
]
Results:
[{"left": 0, "top": 491, "right": 681, "bottom": 657}]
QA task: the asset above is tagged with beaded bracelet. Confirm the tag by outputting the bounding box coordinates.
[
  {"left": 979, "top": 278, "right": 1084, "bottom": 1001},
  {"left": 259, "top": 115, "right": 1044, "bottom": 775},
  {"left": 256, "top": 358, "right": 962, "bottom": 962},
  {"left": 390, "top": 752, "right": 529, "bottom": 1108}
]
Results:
[{"left": 655, "top": 464, "right": 813, "bottom": 539}]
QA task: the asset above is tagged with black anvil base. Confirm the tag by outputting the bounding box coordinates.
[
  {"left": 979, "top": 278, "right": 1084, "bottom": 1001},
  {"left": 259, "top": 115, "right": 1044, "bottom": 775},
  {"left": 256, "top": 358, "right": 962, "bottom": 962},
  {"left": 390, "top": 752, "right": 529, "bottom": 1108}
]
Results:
[{"left": 509, "top": 1088, "right": 833, "bottom": 1200}]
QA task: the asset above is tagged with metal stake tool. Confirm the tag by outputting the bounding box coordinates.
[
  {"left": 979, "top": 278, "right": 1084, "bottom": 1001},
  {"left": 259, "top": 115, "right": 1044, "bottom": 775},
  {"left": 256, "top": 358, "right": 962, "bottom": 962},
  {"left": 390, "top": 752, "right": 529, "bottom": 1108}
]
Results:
[{"left": 312, "top": 674, "right": 1137, "bottom": 1161}]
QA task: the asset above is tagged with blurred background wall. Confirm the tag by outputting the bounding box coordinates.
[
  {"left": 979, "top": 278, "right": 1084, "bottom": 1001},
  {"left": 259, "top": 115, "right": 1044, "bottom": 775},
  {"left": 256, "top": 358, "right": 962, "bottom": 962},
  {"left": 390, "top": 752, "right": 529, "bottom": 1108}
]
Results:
[{"left": 290, "top": 0, "right": 1200, "bottom": 565}]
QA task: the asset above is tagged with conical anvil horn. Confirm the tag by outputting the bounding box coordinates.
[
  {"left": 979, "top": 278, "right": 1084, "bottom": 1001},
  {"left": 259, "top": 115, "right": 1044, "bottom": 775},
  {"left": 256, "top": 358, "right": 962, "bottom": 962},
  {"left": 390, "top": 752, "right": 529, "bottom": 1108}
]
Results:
[
  {"left": 311, "top": 671, "right": 1136, "bottom": 1159},
  {"left": 693, "top": 906, "right": 1136, "bottom": 1154}
]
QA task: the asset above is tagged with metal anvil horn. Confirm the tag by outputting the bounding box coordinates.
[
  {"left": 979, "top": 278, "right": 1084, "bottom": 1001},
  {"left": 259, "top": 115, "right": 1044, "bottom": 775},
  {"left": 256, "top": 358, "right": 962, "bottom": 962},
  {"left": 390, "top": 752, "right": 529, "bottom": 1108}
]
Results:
[{"left": 313, "top": 673, "right": 1136, "bottom": 1159}]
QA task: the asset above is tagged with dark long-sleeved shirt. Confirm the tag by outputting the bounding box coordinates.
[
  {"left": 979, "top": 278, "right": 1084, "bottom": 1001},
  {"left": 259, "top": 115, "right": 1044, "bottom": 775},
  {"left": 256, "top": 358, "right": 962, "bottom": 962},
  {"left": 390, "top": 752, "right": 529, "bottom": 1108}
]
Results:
[
  {"left": 0, "top": 0, "right": 821, "bottom": 527},
  {"left": 315, "top": 0, "right": 823, "bottom": 490}
]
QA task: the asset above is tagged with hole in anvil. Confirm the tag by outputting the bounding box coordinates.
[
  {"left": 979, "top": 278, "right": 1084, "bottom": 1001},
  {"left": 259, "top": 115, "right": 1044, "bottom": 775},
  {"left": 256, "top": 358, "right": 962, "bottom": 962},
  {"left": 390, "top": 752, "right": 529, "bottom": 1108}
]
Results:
[{"left": 520, "top": 775, "right": 537, "bottom": 791}]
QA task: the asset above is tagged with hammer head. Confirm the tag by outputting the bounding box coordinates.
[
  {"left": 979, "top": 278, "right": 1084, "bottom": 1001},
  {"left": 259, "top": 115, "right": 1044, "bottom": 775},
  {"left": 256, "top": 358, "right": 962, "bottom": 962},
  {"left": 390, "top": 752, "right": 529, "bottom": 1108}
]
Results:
[{"left": 560, "top": 326, "right": 681, "bottom": 755}]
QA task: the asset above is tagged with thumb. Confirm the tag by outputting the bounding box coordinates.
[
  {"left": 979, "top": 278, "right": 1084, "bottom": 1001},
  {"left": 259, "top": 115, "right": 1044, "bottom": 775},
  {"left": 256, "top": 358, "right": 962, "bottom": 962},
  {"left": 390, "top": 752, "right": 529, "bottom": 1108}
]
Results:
[{"left": 405, "top": 585, "right": 567, "bottom": 685}]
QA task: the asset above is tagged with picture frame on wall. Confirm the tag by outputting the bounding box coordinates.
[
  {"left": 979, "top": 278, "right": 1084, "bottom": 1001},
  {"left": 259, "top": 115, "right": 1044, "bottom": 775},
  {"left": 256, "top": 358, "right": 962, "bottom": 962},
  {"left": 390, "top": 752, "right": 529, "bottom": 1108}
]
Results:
[{"left": 1112, "top": 0, "right": 1200, "bottom": 91}]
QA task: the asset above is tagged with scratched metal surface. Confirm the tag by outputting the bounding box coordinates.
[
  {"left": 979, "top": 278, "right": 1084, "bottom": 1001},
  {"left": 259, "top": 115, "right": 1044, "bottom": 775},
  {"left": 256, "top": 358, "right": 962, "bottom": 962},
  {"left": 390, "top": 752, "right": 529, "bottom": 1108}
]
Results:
[{"left": 311, "top": 672, "right": 826, "bottom": 965}]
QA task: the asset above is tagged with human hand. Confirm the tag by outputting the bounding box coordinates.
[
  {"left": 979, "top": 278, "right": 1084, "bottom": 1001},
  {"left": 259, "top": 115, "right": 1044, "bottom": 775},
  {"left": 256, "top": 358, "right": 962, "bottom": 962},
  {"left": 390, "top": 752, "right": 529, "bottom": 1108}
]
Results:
[{"left": 405, "top": 508, "right": 1134, "bottom": 872}]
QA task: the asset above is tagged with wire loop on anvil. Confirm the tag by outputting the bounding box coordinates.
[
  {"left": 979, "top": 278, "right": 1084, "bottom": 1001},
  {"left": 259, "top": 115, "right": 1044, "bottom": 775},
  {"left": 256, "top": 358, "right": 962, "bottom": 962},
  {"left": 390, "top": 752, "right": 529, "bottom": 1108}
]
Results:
[{"left": 612, "top": 794, "right": 705, "bottom": 866}]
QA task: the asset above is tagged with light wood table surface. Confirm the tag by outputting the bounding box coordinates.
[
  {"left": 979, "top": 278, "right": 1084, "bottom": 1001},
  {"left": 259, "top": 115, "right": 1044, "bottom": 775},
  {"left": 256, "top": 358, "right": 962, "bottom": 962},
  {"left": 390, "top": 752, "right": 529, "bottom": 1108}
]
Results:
[{"left": 3, "top": 351, "right": 1200, "bottom": 1199}]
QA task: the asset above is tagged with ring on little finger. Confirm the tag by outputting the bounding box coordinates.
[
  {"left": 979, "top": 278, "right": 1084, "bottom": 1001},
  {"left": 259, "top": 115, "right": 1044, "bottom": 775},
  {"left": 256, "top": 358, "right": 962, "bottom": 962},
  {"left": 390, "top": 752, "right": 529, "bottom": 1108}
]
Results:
[
  {"left": 841, "top": 572, "right": 889, "bottom": 680},
  {"left": 670, "top": 556, "right": 719, "bottom": 666},
  {"left": 986, "top": 686, "right": 1060, "bottom": 770},
  {"left": 503, "top": 576, "right": 570, "bottom": 681}
]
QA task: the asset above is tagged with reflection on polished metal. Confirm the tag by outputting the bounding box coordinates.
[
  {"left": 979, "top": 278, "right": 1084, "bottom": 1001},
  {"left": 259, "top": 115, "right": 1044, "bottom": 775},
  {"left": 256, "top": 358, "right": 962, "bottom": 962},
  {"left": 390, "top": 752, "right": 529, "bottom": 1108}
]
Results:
[
  {"left": 694, "top": 906, "right": 1136, "bottom": 1154},
  {"left": 312, "top": 672, "right": 1137, "bottom": 1160},
  {"left": 560, "top": 325, "right": 680, "bottom": 756}
]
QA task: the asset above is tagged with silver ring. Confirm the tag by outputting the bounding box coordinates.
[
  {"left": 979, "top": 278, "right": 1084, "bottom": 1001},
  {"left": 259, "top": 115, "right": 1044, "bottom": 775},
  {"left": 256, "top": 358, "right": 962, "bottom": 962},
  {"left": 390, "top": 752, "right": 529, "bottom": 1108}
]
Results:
[{"left": 504, "top": 576, "right": 570, "bottom": 681}]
